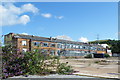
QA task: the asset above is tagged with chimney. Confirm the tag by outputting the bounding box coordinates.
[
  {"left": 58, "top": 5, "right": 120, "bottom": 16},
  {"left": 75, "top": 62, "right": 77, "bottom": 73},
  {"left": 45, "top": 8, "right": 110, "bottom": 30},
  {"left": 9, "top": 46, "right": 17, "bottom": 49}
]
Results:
[
  {"left": 9, "top": 33, "right": 14, "bottom": 36},
  {"left": 50, "top": 36, "right": 52, "bottom": 41}
]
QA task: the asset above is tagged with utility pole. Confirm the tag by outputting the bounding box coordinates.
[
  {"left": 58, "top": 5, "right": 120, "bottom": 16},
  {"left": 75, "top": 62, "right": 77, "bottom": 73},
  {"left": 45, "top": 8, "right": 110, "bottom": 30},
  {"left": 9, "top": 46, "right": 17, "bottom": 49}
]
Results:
[{"left": 97, "top": 34, "right": 99, "bottom": 44}]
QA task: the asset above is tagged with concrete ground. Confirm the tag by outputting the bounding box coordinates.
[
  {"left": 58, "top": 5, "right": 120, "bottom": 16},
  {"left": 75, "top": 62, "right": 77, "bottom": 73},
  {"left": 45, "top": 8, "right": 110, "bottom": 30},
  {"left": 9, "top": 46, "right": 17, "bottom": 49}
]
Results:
[{"left": 60, "top": 57, "right": 120, "bottom": 79}]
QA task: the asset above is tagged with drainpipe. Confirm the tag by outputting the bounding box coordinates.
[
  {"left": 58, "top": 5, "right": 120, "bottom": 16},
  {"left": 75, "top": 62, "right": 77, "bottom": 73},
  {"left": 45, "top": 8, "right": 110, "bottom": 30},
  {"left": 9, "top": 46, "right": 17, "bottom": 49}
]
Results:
[{"left": 29, "top": 39, "right": 32, "bottom": 51}]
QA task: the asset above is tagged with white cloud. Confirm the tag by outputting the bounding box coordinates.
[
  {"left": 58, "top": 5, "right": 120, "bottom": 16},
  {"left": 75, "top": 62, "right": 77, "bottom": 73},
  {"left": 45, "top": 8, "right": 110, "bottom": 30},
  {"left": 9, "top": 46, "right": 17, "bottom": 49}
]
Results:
[
  {"left": 41, "top": 13, "right": 52, "bottom": 18},
  {"left": 79, "top": 37, "right": 88, "bottom": 43},
  {"left": 0, "top": 3, "right": 39, "bottom": 26},
  {"left": 19, "top": 15, "right": 30, "bottom": 25},
  {"left": 21, "top": 33, "right": 28, "bottom": 35},
  {"left": 55, "top": 16, "right": 64, "bottom": 19},
  {"left": 55, "top": 35, "right": 72, "bottom": 41},
  {"left": 21, "top": 3, "right": 39, "bottom": 14}
]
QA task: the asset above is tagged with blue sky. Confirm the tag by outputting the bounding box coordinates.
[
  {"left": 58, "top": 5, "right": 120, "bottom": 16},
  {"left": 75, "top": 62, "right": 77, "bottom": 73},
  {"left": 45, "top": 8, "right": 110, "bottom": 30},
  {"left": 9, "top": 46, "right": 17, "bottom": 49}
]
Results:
[{"left": 1, "top": 2, "right": 118, "bottom": 42}]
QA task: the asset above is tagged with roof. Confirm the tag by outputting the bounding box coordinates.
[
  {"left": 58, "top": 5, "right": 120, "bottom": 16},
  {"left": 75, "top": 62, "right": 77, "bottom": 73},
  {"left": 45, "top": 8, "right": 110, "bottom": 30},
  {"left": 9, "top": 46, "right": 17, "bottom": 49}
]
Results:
[
  {"left": 6, "top": 33, "right": 105, "bottom": 48},
  {"left": 13, "top": 33, "right": 84, "bottom": 44},
  {"left": 14, "top": 33, "right": 50, "bottom": 41}
]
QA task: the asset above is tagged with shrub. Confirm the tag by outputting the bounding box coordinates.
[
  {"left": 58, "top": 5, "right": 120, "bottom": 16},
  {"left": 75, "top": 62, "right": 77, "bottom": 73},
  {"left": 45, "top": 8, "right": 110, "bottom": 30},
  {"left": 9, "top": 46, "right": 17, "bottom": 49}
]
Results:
[
  {"left": 2, "top": 46, "right": 53, "bottom": 78},
  {"left": 21, "top": 49, "right": 60, "bottom": 75},
  {"left": 94, "top": 61, "right": 100, "bottom": 64},
  {"left": 104, "top": 54, "right": 110, "bottom": 58},
  {"left": 2, "top": 45, "right": 73, "bottom": 79},
  {"left": 2, "top": 45, "right": 24, "bottom": 79},
  {"left": 84, "top": 54, "right": 92, "bottom": 58},
  {"left": 57, "top": 63, "right": 73, "bottom": 75}
]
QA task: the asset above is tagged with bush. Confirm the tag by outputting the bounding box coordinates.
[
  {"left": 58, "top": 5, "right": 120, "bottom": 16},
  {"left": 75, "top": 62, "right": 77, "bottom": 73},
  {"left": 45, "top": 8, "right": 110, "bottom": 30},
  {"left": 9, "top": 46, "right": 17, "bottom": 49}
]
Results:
[
  {"left": 94, "top": 61, "right": 100, "bottom": 64},
  {"left": 84, "top": 54, "right": 92, "bottom": 58},
  {"left": 104, "top": 54, "right": 110, "bottom": 58},
  {"left": 2, "top": 45, "right": 25, "bottom": 79},
  {"left": 2, "top": 46, "right": 54, "bottom": 78},
  {"left": 57, "top": 63, "right": 73, "bottom": 75},
  {"left": 2, "top": 45, "right": 73, "bottom": 79}
]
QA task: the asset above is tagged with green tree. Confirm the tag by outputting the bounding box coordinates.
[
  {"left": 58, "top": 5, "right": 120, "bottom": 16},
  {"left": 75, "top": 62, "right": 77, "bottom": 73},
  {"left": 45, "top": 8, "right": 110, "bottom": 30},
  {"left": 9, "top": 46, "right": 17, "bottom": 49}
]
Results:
[{"left": 89, "top": 40, "right": 120, "bottom": 53}]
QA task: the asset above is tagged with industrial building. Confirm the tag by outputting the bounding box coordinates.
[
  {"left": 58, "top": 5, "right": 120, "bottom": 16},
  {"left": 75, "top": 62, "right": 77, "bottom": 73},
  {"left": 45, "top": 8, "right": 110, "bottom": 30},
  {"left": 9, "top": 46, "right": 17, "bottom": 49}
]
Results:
[{"left": 4, "top": 33, "right": 106, "bottom": 57}]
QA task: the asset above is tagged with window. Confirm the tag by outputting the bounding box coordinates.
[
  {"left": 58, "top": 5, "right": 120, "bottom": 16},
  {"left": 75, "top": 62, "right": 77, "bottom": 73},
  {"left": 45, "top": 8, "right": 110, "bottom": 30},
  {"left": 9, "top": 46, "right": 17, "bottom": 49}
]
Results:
[
  {"left": 81, "top": 51, "right": 85, "bottom": 53},
  {"left": 76, "top": 45, "right": 79, "bottom": 49},
  {"left": 66, "top": 44, "right": 70, "bottom": 49},
  {"left": 90, "top": 51, "right": 96, "bottom": 54},
  {"left": 73, "top": 45, "right": 75, "bottom": 49},
  {"left": 79, "top": 46, "right": 83, "bottom": 49},
  {"left": 57, "top": 43, "right": 61, "bottom": 48},
  {"left": 50, "top": 43, "right": 56, "bottom": 47},
  {"left": 69, "top": 44, "right": 72, "bottom": 49},
  {"left": 94, "top": 47, "right": 97, "bottom": 50},
  {"left": 61, "top": 44, "right": 65, "bottom": 49},
  {"left": 50, "top": 50, "right": 55, "bottom": 55},
  {"left": 90, "top": 47, "right": 94, "bottom": 50},
  {"left": 22, "top": 48, "right": 27, "bottom": 52},
  {"left": 34, "top": 42, "right": 37, "bottom": 46},
  {"left": 97, "top": 48, "right": 100, "bottom": 51},
  {"left": 34, "top": 42, "right": 40, "bottom": 46},
  {"left": 102, "top": 49, "right": 106, "bottom": 51},
  {"left": 22, "top": 41, "right": 26, "bottom": 46},
  {"left": 85, "top": 46, "right": 89, "bottom": 50},
  {"left": 83, "top": 46, "right": 86, "bottom": 49},
  {"left": 97, "top": 48, "right": 102, "bottom": 51},
  {"left": 42, "top": 42, "right": 48, "bottom": 47}
]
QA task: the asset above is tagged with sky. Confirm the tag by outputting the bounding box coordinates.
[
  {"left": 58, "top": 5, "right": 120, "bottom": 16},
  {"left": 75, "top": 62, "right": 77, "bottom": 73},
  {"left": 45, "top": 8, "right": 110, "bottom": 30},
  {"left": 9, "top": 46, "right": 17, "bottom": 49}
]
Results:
[{"left": 1, "top": 2, "right": 118, "bottom": 43}]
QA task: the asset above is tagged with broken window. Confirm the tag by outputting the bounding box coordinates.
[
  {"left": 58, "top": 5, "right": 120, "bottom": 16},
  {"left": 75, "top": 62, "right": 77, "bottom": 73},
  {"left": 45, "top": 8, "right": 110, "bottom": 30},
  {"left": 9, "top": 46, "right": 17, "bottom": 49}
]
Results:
[
  {"left": 22, "top": 41, "right": 26, "bottom": 46},
  {"left": 50, "top": 43, "right": 56, "bottom": 47},
  {"left": 42, "top": 42, "right": 48, "bottom": 47},
  {"left": 22, "top": 48, "right": 27, "bottom": 52},
  {"left": 34, "top": 42, "right": 40, "bottom": 46}
]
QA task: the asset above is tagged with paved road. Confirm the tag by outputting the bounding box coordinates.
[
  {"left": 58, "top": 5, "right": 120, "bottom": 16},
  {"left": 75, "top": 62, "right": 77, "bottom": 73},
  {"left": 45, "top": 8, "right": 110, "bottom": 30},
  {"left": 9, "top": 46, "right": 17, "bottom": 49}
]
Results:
[{"left": 7, "top": 74, "right": 115, "bottom": 80}]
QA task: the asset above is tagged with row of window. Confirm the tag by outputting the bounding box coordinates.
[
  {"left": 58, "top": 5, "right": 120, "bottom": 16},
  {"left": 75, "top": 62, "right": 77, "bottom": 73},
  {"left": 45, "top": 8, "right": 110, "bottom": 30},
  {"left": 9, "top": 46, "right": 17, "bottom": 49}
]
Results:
[
  {"left": 57, "top": 50, "right": 96, "bottom": 54},
  {"left": 33, "top": 42, "right": 99, "bottom": 50},
  {"left": 21, "top": 41, "right": 105, "bottom": 51},
  {"left": 57, "top": 44, "right": 105, "bottom": 51},
  {"left": 33, "top": 42, "right": 56, "bottom": 47},
  {"left": 22, "top": 48, "right": 104, "bottom": 56},
  {"left": 21, "top": 41, "right": 55, "bottom": 47}
]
